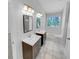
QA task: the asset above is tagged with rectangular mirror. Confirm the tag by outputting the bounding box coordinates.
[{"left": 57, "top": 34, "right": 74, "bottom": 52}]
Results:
[{"left": 23, "top": 15, "right": 33, "bottom": 33}]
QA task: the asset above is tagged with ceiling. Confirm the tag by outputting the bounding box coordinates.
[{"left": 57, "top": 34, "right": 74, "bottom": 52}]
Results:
[{"left": 38, "top": 0, "right": 67, "bottom": 13}]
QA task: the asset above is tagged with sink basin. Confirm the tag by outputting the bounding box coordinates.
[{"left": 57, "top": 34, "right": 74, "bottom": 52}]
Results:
[{"left": 23, "top": 34, "right": 41, "bottom": 46}]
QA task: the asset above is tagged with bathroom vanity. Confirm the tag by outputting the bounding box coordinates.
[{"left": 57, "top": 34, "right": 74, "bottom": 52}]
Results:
[
  {"left": 22, "top": 34, "right": 41, "bottom": 59},
  {"left": 36, "top": 31, "right": 46, "bottom": 46}
]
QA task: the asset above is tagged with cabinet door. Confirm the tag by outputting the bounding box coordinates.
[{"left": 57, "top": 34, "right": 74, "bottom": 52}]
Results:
[
  {"left": 22, "top": 42, "right": 32, "bottom": 59},
  {"left": 33, "top": 39, "right": 41, "bottom": 59},
  {"left": 43, "top": 33, "right": 46, "bottom": 44}
]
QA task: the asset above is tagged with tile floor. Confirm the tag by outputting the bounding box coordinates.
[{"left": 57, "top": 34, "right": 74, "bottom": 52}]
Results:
[{"left": 36, "top": 37, "right": 70, "bottom": 59}]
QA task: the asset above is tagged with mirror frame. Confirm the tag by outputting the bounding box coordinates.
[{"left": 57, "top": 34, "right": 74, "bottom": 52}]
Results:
[{"left": 23, "top": 15, "right": 33, "bottom": 33}]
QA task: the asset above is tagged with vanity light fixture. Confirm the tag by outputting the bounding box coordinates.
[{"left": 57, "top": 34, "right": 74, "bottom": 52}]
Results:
[
  {"left": 36, "top": 13, "right": 43, "bottom": 18},
  {"left": 22, "top": 4, "right": 35, "bottom": 16},
  {"left": 28, "top": 7, "right": 32, "bottom": 12},
  {"left": 31, "top": 9, "right": 34, "bottom": 13},
  {"left": 23, "top": 5, "right": 28, "bottom": 11}
]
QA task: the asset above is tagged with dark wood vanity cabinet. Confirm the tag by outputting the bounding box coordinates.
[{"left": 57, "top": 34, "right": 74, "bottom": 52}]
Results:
[
  {"left": 36, "top": 32, "right": 46, "bottom": 46},
  {"left": 22, "top": 38, "right": 41, "bottom": 59}
]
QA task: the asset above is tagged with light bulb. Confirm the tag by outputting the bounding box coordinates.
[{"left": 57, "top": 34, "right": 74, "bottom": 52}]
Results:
[
  {"left": 23, "top": 5, "right": 28, "bottom": 11},
  {"left": 36, "top": 13, "right": 43, "bottom": 17},
  {"left": 28, "top": 7, "right": 32, "bottom": 12},
  {"left": 31, "top": 9, "right": 34, "bottom": 13}
]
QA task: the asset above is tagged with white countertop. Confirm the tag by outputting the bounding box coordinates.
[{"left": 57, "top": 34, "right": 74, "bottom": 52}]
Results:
[
  {"left": 35, "top": 30, "right": 46, "bottom": 34},
  {"left": 23, "top": 34, "right": 41, "bottom": 46}
]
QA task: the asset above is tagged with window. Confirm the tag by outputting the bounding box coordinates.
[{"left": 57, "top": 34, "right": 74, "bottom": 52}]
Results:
[{"left": 48, "top": 16, "right": 61, "bottom": 27}]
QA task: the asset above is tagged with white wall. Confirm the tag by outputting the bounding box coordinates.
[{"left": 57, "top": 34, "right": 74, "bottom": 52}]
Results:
[
  {"left": 8, "top": 0, "right": 46, "bottom": 59},
  {"left": 67, "top": 19, "right": 70, "bottom": 38},
  {"left": 62, "top": 1, "right": 70, "bottom": 43}
]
